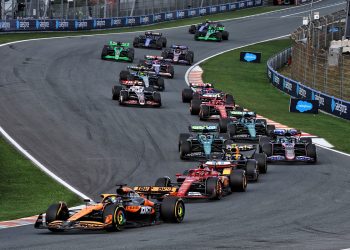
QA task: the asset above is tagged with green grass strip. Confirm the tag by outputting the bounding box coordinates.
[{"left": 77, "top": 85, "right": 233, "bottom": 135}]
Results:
[
  {"left": 0, "top": 6, "right": 281, "bottom": 44},
  {"left": 201, "top": 39, "right": 350, "bottom": 153}
]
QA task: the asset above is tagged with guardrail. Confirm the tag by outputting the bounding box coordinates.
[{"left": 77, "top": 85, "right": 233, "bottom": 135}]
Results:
[
  {"left": 0, "top": 0, "right": 262, "bottom": 32},
  {"left": 267, "top": 47, "right": 350, "bottom": 120}
]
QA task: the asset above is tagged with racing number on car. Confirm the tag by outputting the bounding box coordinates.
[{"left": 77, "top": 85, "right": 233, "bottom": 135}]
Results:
[{"left": 140, "top": 206, "right": 152, "bottom": 214}]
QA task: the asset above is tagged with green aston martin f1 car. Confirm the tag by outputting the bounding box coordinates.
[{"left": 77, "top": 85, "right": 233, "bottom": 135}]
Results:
[
  {"left": 101, "top": 41, "right": 134, "bottom": 62},
  {"left": 193, "top": 22, "right": 229, "bottom": 42}
]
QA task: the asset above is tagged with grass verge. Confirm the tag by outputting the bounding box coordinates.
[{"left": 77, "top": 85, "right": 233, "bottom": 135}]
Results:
[
  {"left": 0, "top": 137, "right": 81, "bottom": 220},
  {"left": 201, "top": 39, "right": 350, "bottom": 153},
  {"left": 0, "top": 6, "right": 282, "bottom": 44}
]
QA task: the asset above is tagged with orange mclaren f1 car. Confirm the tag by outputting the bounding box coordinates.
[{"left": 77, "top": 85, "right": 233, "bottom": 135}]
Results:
[{"left": 34, "top": 185, "right": 185, "bottom": 232}]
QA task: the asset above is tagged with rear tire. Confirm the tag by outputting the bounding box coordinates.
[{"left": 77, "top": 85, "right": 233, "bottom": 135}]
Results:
[
  {"left": 225, "top": 94, "right": 234, "bottom": 105},
  {"left": 153, "top": 92, "right": 162, "bottom": 107},
  {"left": 127, "top": 48, "right": 134, "bottom": 62},
  {"left": 101, "top": 45, "right": 108, "bottom": 59},
  {"left": 133, "top": 37, "right": 140, "bottom": 47},
  {"left": 178, "top": 133, "right": 191, "bottom": 151},
  {"left": 246, "top": 160, "right": 259, "bottom": 182},
  {"left": 306, "top": 144, "right": 317, "bottom": 163},
  {"left": 219, "top": 118, "right": 229, "bottom": 133},
  {"left": 190, "top": 99, "right": 201, "bottom": 115},
  {"left": 112, "top": 85, "right": 122, "bottom": 100},
  {"left": 156, "top": 78, "right": 165, "bottom": 91},
  {"left": 229, "top": 169, "right": 247, "bottom": 192},
  {"left": 189, "top": 25, "right": 196, "bottom": 34},
  {"left": 119, "top": 90, "right": 128, "bottom": 105},
  {"left": 266, "top": 124, "right": 275, "bottom": 136},
  {"left": 182, "top": 88, "right": 193, "bottom": 103},
  {"left": 180, "top": 141, "right": 191, "bottom": 160},
  {"left": 160, "top": 196, "right": 185, "bottom": 223},
  {"left": 254, "top": 153, "right": 267, "bottom": 174},
  {"left": 261, "top": 143, "right": 272, "bottom": 157},
  {"left": 199, "top": 105, "right": 210, "bottom": 120},
  {"left": 222, "top": 31, "right": 229, "bottom": 40}
]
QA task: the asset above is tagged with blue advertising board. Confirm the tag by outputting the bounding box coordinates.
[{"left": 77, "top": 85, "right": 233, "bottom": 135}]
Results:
[
  {"left": 267, "top": 63, "right": 350, "bottom": 120},
  {"left": 0, "top": 0, "right": 262, "bottom": 32}
]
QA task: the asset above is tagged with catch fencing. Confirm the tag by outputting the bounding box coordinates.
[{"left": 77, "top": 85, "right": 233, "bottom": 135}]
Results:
[
  {"left": 1, "top": 0, "right": 255, "bottom": 20},
  {"left": 0, "top": 0, "right": 262, "bottom": 31},
  {"left": 290, "top": 10, "right": 350, "bottom": 102},
  {"left": 267, "top": 48, "right": 350, "bottom": 120}
]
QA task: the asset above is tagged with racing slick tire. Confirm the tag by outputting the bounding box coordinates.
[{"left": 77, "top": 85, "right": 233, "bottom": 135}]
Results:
[
  {"left": 246, "top": 160, "right": 259, "bottom": 182},
  {"left": 229, "top": 169, "right": 247, "bottom": 192},
  {"left": 192, "top": 92, "right": 200, "bottom": 100},
  {"left": 185, "top": 53, "right": 193, "bottom": 65},
  {"left": 178, "top": 133, "right": 191, "bottom": 151},
  {"left": 222, "top": 31, "right": 229, "bottom": 40},
  {"left": 160, "top": 196, "right": 185, "bottom": 223},
  {"left": 182, "top": 88, "right": 193, "bottom": 103},
  {"left": 261, "top": 142, "right": 273, "bottom": 157},
  {"left": 179, "top": 141, "right": 191, "bottom": 160},
  {"left": 45, "top": 202, "right": 69, "bottom": 232},
  {"left": 161, "top": 50, "right": 170, "bottom": 59},
  {"left": 160, "top": 37, "right": 167, "bottom": 47},
  {"left": 266, "top": 124, "right": 275, "bottom": 137},
  {"left": 194, "top": 32, "right": 200, "bottom": 41},
  {"left": 103, "top": 204, "right": 126, "bottom": 232},
  {"left": 225, "top": 94, "right": 235, "bottom": 105},
  {"left": 216, "top": 32, "right": 223, "bottom": 42},
  {"left": 156, "top": 39, "right": 163, "bottom": 50},
  {"left": 127, "top": 48, "right": 134, "bottom": 62},
  {"left": 199, "top": 105, "right": 210, "bottom": 120},
  {"left": 119, "top": 90, "right": 128, "bottom": 105},
  {"left": 254, "top": 153, "right": 268, "bottom": 174},
  {"left": 168, "top": 65, "right": 175, "bottom": 79},
  {"left": 153, "top": 92, "right": 162, "bottom": 107},
  {"left": 119, "top": 70, "right": 130, "bottom": 81},
  {"left": 189, "top": 25, "right": 196, "bottom": 34},
  {"left": 227, "top": 124, "right": 237, "bottom": 138},
  {"left": 156, "top": 78, "right": 165, "bottom": 91},
  {"left": 306, "top": 143, "right": 317, "bottom": 163},
  {"left": 219, "top": 118, "right": 229, "bottom": 133},
  {"left": 206, "top": 177, "right": 223, "bottom": 200},
  {"left": 101, "top": 45, "right": 108, "bottom": 59},
  {"left": 133, "top": 37, "right": 140, "bottom": 47},
  {"left": 190, "top": 99, "right": 201, "bottom": 115},
  {"left": 112, "top": 85, "right": 122, "bottom": 100}
]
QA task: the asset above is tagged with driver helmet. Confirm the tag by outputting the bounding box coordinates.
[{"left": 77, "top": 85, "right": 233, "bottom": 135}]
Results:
[{"left": 175, "top": 48, "right": 181, "bottom": 54}]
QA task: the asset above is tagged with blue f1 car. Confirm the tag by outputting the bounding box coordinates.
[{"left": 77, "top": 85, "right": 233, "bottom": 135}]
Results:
[{"left": 133, "top": 32, "right": 167, "bottom": 49}]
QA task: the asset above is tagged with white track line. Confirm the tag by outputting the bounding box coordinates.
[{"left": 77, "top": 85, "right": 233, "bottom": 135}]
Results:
[
  {"left": 280, "top": 1, "right": 345, "bottom": 18},
  {"left": 0, "top": 127, "right": 92, "bottom": 200},
  {"left": 184, "top": 35, "right": 350, "bottom": 157}
]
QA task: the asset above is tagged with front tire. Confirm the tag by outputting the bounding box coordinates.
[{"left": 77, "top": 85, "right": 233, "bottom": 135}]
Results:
[
  {"left": 46, "top": 202, "right": 69, "bottom": 232},
  {"left": 103, "top": 204, "right": 126, "bottom": 232},
  {"left": 206, "top": 177, "right": 223, "bottom": 200},
  {"left": 229, "top": 169, "right": 247, "bottom": 192},
  {"left": 160, "top": 197, "right": 185, "bottom": 223}
]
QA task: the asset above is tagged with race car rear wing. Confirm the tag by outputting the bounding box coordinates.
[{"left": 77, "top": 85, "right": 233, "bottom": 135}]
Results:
[
  {"left": 189, "top": 125, "right": 218, "bottom": 133},
  {"left": 144, "top": 55, "right": 164, "bottom": 60},
  {"left": 171, "top": 45, "right": 188, "bottom": 50},
  {"left": 145, "top": 31, "right": 162, "bottom": 36},
  {"left": 109, "top": 41, "right": 129, "bottom": 47},
  {"left": 189, "top": 82, "right": 213, "bottom": 88},
  {"left": 134, "top": 186, "right": 177, "bottom": 198},
  {"left": 229, "top": 111, "right": 256, "bottom": 118}
]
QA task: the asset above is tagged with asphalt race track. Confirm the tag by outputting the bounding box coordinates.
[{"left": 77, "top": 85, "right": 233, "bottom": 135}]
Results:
[{"left": 1, "top": 1, "right": 350, "bottom": 249}]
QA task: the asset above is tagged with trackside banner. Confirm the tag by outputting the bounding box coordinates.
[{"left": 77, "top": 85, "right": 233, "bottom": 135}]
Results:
[
  {"left": 267, "top": 53, "right": 350, "bottom": 120},
  {"left": 0, "top": 0, "right": 262, "bottom": 32}
]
